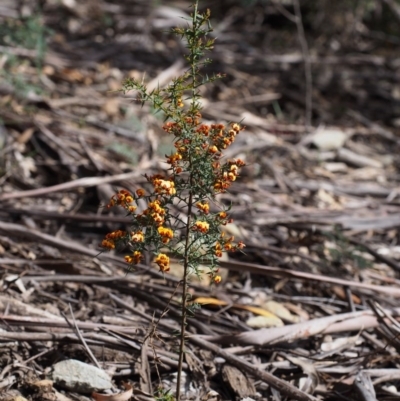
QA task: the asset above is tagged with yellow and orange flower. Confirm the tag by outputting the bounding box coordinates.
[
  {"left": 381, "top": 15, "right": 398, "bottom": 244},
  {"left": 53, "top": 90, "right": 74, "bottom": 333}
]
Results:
[
  {"left": 125, "top": 251, "right": 143, "bottom": 265},
  {"left": 101, "top": 239, "right": 115, "bottom": 249},
  {"left": 166, "top": 153, "right": 182, "bottom": 165},
  {"left": 131, "top": 230, "right": 144, "bottom": 242},
  {"left": 127, "top": 205, "right": 137, "bottom": 213},
  {"left": 107, "top": 189, "right": 134, "bottom": 208},
  {"left": 107, "top": 230, "right": 126, "bottom": 240},
  {"left": 196, "top": 124, "right": 210, "bottom": 136},
  {"left": 196, "top": 201, "right": 210, "bottom": 214},
  {"left": 208, "top": 145, "right": 219, "bottom": 154},
  {"left": 155, "top": 253, "right": 170, "bottom": 272},
  {"left": 140, "top": 200, "right": 167, "bottom": 226},
  {"left": 231, "top": 123, "right": 241, "bottom": 132},
  {"left": 217, "top": 211, "right": 227, "bottom": 219},
  {"left": 162, "top": 121, "right": 178, "bottom": 133},
  {"left": 101, "top": 230, "right": 127, "bottom": 249},
  {"left": 215, "top": 242, "right": 222, "bottom": 257},
  {"left": 193, "top": 221, "right": 209, "bottom": 233},
  {"left": 153, "top": 178, "right": 176, "bottom": 196},
  {"left": 224, "top": 242, "right": 233, "bottom": 251},
  {"left": 158, "top": 226, "right": 174, "bottom": 244}
]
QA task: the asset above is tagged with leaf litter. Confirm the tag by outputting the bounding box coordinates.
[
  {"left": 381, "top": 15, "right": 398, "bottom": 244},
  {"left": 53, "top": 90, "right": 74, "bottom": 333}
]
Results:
[{"left": 1, "top": 1, "right": 400, "bottom": 400}]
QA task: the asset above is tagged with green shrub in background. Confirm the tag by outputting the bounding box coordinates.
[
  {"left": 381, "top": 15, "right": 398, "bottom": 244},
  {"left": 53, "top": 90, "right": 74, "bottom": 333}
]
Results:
[{"left": 0, "top": 14, "right": 51, "bottom": 97}]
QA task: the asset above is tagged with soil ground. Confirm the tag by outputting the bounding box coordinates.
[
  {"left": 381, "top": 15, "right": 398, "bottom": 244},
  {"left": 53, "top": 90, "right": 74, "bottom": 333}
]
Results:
[{"left": 1, "top": 1, "right": 400, "bottom": 400}]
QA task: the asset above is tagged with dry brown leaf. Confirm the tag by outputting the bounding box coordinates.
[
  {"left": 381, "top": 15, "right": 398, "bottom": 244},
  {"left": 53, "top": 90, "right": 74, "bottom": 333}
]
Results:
[
  {"left": 102, "top": 98, "right": 120, "bottom": 118},
  {"left": 331, "top": 285, "right": 361, "bottom": 304},
  {"left": 246, "top": 315, "right": 284, "bottom": 328},
  {"left": 17, "top": 128, "right": 35, "bottom": 144},
  {"left": 92, "top": 383, "right": 133, "bottom": 401},
  {"left": 34, "top": 379, "right": 53, "bottom": 389},
  {"left": 195, "top": 297, "right": 228, "bottom": 306},
  {"left": 61, "top": 68, "right": 85, "bottom": 82},
  {"left": 236, "top": 304, "right": 281, "bottom": 318},
  {"left": 263, "top": 300, "right": 300, "bottom": 323},
  {"left": 195, "top": 297, "right": 283, "bottom": 325},
  {"left": 284, "top": 302, "right": 310, "bottom": 321}
]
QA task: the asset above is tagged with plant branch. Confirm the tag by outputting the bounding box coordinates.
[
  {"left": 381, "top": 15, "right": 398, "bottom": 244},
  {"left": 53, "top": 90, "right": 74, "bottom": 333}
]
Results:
[{"left": 176, "top": 187, "right": 193, "bottom": 400}]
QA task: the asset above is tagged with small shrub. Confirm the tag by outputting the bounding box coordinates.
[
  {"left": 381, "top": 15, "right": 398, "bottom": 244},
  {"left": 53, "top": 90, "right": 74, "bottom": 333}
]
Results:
[{"left": 100, "top": 2, "right": 245, "bottom": 398}]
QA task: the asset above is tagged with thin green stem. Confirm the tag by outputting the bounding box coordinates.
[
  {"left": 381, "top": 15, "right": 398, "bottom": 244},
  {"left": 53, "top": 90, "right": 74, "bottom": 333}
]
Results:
[
  {"left": 175, "top": 5, "right": 201, "bottom": 394},
  {"left": 176, "top": 180, "right": 193, "bottom": 400},
  {"left": 190, "top": 1, "right": 199, "bottom": 101}
]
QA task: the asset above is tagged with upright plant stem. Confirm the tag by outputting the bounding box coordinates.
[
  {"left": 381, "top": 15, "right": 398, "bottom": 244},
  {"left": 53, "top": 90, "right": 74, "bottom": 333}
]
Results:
[
  {"left": 190, "top": 1, "right": 199, "bottom": 98},
  {"left": 177, "top": 2, "right": 200, "bottom": 398},
  {"left": 176, "top": 187, "right": 193, "bottom": 400}
]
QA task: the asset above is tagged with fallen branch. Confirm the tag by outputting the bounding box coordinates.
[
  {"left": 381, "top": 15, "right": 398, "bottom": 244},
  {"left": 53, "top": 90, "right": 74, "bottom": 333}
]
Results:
[
  {"left": 202, "top": 307, "right": 400, "bottom": 346},
  {"left": 190, "top": 336, "right": 318, "bottom": 401}
]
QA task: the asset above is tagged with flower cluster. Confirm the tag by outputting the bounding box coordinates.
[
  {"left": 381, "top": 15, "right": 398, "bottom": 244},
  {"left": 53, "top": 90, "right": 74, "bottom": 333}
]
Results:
[
  {"left": 141, "top": 200, "right": 166, "bottom": 226},
  {"left": 100, "top": 186, "right": 173, "bottom": 272},
  {"left": 155, "top": 253, "right": 170, "bottom": 272},
  {"left": 213, "top": 158, "right": 246, "bottom": 193},
  {"left": 107, "top": 189, "right": 136, "bottom": 213},
  {"left": 100, "top": 13, "right": 246, "bottom": 284},
  {"left": 215, "top": 233, "right": 245, "bottom": 258},
  {"left": 192, "top": 221, "right": 210, "bottom": 233},
  {"left": 196, "top": 201, "right": 210, "bottom": 214},
  {"left": 166, "top": 152, "right": 182, "bottom": 167},
  {"left": 162, "top": 113, "right": 202, "bottom": 136},
  {"left": 207, "top": 123, "right": 242, "bottom": 151},
  {"left": 100, "top": 129, "right": 245, "bottom": 276},
  {"left": 101, "top": 230, "right": 126, "bottom": 250},
  {"left": 158, "top": 226, "right": 174, "bottom": 244},
  {"left": 206, "top": 267, "right": 222, "bottom": 284},
  {"left": 125, "top": 251, "right": 142, "bottom": 264},
  {"left": 152, "top": 177, "right": 176, "bottom": 196},
  {"left": 131, "top": 230, "right": 144, "bottom": 242},
  {"left": 163, "top": 121, "right": 246, "bottom": 194}
]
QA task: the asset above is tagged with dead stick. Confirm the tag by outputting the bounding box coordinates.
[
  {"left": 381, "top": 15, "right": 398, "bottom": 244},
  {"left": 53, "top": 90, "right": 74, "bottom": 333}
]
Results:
[
  {"left": 219, "top": 260, "right": 400, "bottom": 297},
  {"left": 190, "top": 336, "right": 318, "bottom": 401},
  {"left": 0, "top": 167, "right": 150, "bottom": 201},
  {"left": 2, "top": 220, "right": 400, "bottom": 296}
]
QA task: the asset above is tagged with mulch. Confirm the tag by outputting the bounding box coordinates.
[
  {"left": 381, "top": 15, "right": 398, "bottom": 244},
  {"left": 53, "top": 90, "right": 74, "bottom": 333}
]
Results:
[{"left": 1, "top": 1, "right": 400, "bottom": 400}]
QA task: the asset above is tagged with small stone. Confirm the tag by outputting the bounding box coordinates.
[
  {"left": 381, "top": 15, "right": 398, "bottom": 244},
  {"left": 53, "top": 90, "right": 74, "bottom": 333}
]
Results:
[
  {"left": 50, "top": 359, "right": 112, "bottom": 394},
  {"left": 312, "top": 128, "right": 347, "bottom": 151}
]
